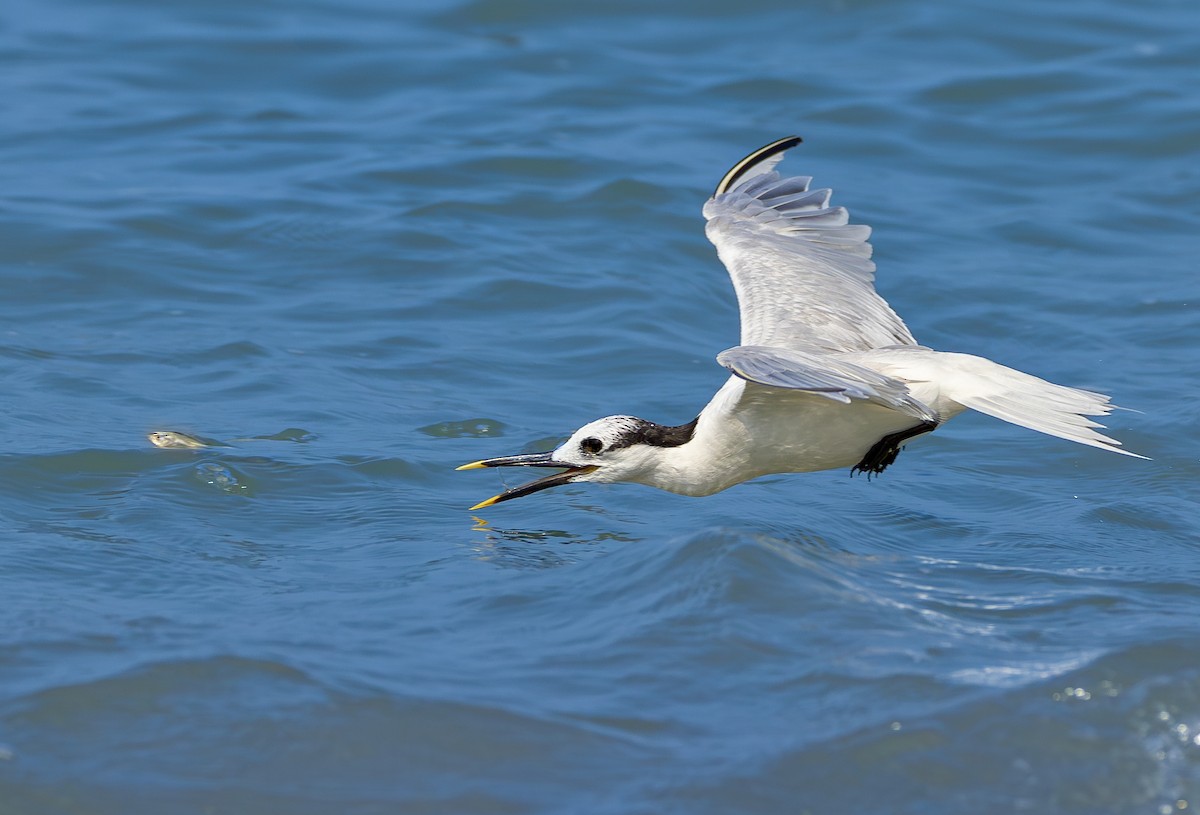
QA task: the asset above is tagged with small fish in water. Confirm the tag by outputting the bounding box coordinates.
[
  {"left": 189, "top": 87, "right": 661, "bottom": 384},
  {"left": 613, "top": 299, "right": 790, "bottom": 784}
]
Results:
[
  {"left": 148, "top": 428, "right": 313, "bottom": 449},
  {"left": 147, "top": 431, "right": 217, "bottom": 449}
]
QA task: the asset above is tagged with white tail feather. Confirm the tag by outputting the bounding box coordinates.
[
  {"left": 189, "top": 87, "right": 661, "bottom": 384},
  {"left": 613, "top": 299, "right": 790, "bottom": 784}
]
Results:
[{"left": 936, "top": 353, "right": 1146, "bottom": 459}]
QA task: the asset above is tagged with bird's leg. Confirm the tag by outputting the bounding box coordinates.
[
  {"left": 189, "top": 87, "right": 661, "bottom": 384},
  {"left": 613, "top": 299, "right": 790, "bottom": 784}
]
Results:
[{"left": 851, "top": 420, "right": 939, "bottom": 479}]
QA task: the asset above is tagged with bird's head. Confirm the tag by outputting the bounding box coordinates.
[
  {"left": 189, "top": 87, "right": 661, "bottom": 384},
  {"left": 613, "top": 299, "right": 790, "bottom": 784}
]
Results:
[{"left": 458, "top": 415, "right": 696, "bottom": 510}]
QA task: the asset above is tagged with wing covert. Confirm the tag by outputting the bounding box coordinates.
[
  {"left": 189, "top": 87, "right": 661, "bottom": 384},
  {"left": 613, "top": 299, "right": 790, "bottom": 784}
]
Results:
[{"left": 718, "top": 345, "right": 937, "bottom": 422}]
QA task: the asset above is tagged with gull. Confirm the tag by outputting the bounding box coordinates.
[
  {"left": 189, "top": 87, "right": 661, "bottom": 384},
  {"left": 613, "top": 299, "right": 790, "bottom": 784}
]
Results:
[{"left": 458, "top": 136, "right": 1143, "bottom": 510}]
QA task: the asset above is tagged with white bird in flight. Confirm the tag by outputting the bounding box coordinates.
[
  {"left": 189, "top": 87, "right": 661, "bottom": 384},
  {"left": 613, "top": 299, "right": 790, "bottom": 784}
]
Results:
[{"left": 459, "top": 136, "right": 1143, "bottom": 510}]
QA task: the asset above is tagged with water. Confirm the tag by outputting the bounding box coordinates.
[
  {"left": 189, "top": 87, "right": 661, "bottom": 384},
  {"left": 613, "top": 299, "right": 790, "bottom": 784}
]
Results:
[{"left": 2, "top": 0, "right": 1199, "bottom": 812}]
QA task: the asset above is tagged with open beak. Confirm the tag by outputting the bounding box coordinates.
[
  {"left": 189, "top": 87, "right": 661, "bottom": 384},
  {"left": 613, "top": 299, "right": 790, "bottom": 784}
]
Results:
[{"left": 456, "top": 452, "right": 597, "bottom": 510}]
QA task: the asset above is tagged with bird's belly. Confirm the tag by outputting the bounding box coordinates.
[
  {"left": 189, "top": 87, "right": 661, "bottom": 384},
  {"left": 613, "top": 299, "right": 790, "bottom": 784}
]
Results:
[
  {"left": 643, "top": 382, "right": 933, "bottom": 497},
  {"left": 735, "top": 394, "right": 922, "bottom": 476}
]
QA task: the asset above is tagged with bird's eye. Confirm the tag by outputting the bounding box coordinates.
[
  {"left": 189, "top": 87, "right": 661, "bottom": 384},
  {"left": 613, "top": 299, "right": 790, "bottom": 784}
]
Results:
[{"left": 580, "top": 437, "right": 603, "bottom": 454}]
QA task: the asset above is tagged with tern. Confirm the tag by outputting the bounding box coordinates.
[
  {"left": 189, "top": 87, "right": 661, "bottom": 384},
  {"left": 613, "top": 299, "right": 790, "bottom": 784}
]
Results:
[{"left": 459, "top": 136, "right": 1143, "bottom": 510}]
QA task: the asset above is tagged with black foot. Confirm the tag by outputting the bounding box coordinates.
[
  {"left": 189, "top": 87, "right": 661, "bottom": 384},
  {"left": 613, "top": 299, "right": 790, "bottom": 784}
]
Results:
[{"left": 851, "top": 420, "right": 938, "bottom": 479}]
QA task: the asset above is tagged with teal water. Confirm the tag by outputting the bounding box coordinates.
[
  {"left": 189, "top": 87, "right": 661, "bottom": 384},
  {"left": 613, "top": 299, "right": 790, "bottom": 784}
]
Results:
[{"left": 3, "top": 0, "right": 1199, "bottom": 812}]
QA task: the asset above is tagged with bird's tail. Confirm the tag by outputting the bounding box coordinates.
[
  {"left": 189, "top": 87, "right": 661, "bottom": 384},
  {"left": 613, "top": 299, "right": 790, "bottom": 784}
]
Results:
[{"left": 932, "top": 352, "right": 1146, "bottom": 459}]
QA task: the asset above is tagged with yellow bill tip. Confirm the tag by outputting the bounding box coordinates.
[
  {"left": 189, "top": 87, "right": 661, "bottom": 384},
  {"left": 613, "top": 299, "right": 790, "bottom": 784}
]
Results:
[
  {"left": 468, "top": 495, "right": 501, "bottom": 511},
  {"left": 456, "top": 460, "right": 488, "bottom": 471}
]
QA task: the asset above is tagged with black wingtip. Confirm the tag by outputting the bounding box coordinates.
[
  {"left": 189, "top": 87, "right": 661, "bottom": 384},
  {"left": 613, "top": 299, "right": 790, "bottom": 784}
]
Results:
[{"left": 712, "top": 135, "right": 803, "bottom": 197}]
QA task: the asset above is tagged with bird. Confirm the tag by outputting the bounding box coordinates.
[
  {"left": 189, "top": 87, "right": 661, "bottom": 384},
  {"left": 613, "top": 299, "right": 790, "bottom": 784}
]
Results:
[{"left": 458, "top": 136, "right": 1143, "bottom": 510}]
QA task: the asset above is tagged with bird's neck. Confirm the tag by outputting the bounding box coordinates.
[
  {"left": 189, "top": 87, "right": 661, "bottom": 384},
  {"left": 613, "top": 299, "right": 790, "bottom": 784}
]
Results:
[{"left": 633, "top": 381, "right": 755, "bottom": 496}]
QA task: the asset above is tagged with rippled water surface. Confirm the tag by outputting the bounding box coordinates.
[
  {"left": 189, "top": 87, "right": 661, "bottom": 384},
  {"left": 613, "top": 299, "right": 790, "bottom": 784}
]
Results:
[{"left": 3, "top": 0, "right": 1199, "bottom": 812}]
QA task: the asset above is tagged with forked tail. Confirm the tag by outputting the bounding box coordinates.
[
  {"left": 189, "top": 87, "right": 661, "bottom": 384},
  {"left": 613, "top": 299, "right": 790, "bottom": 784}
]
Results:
[{"left": 936, "top": 352, "right": 1146, "bottom": 459}]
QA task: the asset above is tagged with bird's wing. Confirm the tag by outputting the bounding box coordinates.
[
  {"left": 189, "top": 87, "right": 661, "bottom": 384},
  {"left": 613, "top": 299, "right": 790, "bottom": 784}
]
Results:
[
  {"left": 718, "top": 344, "right": 937, "bottom": 422},
  {"left": 704, "top": 136, "right": 917, "bottom": 352}
]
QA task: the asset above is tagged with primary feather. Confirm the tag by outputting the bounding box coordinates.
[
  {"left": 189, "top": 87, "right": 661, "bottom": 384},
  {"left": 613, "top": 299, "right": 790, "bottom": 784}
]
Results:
[{"left": 704, "top": 141, "right": 914, "bottom": 352}]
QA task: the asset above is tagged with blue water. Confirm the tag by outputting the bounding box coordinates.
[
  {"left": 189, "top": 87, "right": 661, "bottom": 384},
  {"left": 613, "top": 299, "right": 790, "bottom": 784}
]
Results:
[{"left": 2, "top": 0, "right": 1199, "bottom": 812}]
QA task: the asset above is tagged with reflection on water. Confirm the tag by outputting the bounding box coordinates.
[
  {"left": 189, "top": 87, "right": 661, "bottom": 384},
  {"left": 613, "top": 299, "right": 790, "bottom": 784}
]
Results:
[{"left": 467, "top": 515, "right": 635, "bottom": 569}]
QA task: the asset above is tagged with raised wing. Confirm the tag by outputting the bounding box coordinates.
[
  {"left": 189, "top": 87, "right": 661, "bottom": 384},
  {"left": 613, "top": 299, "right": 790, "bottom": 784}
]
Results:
[
  {"left": 704, "top": 137, "right": 917, "bottom": 353},
  {"left": 718, "top": 344, "right": 937, "bottom": 422}
]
